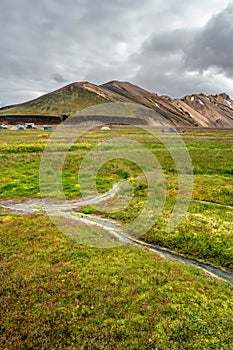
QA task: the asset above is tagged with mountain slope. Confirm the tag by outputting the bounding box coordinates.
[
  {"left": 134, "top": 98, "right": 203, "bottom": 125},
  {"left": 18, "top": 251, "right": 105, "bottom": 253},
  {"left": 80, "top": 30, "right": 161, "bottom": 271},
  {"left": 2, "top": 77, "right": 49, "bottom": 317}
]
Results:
[
  {"left": 181, "top": 93, "right": 233, "bottom": 128},
  {"left": 0, "top": 82, "right": 130, "bottom": 117},
  {"left": 0, "top": 80, "right": 233, "bottom": 128},
  {"left": 102, "top": 81, "right": 196, "bottom": 126}
]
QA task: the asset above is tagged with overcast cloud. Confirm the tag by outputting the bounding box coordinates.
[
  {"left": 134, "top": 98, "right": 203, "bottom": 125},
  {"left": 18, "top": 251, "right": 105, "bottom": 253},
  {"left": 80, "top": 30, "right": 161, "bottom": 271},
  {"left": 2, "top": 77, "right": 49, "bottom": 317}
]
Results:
[{"left": 0, "top": 0, "right": 233, "bottom": 106}]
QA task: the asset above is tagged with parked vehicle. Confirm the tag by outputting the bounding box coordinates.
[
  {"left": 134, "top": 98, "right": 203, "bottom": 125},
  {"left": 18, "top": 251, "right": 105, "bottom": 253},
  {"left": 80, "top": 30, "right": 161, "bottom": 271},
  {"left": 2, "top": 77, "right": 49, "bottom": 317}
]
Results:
[{"left": 25, "top": 123, "right": 37, "bottom": 129}]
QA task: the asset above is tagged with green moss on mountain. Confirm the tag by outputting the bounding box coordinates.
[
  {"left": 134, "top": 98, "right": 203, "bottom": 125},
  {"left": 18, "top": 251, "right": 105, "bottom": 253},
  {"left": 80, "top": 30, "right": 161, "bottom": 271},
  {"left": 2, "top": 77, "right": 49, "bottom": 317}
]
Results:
[{"left": 0, "top": 83, "right": 113, "bottom": 117}]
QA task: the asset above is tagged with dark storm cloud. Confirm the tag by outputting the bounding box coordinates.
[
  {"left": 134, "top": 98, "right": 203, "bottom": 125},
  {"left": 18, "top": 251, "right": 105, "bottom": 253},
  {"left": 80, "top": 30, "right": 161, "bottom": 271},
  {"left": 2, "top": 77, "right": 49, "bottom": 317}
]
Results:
[
  {"left": 131, "top": 28, "right": 204, "bottom": 97},
  {"left": 132, "top": 2, "right": 233, "bottom": 97},
  {"left": 185, "top": 4, "right": 233, "bottom": 77}
]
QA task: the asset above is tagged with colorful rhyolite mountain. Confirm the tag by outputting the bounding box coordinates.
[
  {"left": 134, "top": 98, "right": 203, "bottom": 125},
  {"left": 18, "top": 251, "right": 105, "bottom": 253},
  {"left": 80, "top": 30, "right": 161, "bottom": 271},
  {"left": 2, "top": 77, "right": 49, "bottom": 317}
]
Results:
[{"left": 0, "top": 81, "right": 233, "bottom": 128}]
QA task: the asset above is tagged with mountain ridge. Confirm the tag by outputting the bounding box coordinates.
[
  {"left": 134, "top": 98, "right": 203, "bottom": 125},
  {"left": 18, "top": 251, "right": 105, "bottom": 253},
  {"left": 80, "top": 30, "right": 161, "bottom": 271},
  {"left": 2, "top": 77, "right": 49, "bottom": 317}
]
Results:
[{"left": 0, "top": 80, "right": 233, "bottom": 128}]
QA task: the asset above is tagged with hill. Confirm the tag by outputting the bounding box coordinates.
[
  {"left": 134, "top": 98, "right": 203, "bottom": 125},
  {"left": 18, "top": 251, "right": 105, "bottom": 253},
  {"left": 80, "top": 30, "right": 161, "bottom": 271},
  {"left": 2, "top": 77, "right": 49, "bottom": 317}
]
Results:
[{"left": 0, "top": 80, "right": 233, "bottom": 128}]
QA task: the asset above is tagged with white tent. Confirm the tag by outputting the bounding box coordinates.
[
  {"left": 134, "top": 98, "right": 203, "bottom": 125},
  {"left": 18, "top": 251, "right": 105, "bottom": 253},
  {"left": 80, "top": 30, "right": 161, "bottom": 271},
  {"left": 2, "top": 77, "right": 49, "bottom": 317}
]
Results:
[{"left": 101, "top": 126, "right": 111, "bottom": 131}]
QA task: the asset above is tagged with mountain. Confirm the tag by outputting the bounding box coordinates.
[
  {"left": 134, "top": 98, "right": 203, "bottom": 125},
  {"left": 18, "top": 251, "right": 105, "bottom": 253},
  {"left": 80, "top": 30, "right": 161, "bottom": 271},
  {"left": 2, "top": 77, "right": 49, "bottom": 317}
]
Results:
[
  {"left": 0, "top": 82, "right": 129, "bottom": 116},
  {"left": 0, "top": 80, "right": 233, "bottom": 128},
  {"left": 179, "top": 93, "right": 233, "bottom": 128}
]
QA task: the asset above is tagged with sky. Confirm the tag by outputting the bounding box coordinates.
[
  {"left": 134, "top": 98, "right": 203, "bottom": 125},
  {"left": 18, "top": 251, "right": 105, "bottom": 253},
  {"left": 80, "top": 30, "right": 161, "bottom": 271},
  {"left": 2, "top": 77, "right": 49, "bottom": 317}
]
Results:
[{"left": 1, "top": 0, "right": 233, "bottom": 106}]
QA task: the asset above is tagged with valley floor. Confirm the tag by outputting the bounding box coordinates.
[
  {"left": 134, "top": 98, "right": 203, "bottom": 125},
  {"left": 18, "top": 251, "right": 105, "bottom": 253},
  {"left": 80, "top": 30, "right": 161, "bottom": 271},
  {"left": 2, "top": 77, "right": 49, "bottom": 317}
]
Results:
[{"left": 0, "top": 128, "right": 233, "bottom": 349}]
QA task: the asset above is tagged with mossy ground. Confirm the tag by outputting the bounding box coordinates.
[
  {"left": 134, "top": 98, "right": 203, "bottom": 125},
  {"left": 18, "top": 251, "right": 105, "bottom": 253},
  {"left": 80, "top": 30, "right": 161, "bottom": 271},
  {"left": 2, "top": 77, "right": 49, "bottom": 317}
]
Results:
[
  {"left": 1, "top": 213, "right": 233, "bottom": 349},
  {"left": 0, "top": 128, "right": 233, "bottom": 349}
]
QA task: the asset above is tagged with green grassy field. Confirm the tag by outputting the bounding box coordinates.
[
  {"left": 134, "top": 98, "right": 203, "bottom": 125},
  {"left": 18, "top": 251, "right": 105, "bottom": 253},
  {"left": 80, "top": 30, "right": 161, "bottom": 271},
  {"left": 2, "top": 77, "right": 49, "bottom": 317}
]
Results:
[
  {"left": 0, "top": 128, "right": 233, "bottom": 349},
  {"left": 0, "top": 129, "right": 232, "bottom": 268}
]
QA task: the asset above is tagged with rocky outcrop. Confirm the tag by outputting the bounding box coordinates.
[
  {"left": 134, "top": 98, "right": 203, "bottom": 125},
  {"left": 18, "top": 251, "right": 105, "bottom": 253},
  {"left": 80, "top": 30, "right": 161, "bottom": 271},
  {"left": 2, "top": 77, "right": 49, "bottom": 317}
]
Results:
[{"left": 180, "top": 93, "right": 233, "bottom": 128}]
